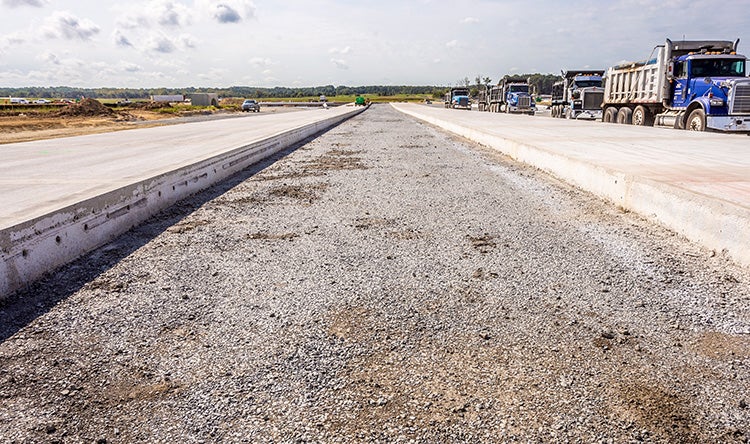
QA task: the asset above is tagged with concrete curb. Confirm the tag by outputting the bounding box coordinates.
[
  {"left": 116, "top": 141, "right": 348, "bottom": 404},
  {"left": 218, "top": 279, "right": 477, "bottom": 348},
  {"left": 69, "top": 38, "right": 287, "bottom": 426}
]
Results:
[
  {"left": 0, "top": 105, "right": 366, "bottom": 298},
  {"left": 392, "top": 103, "right": 750, "bottom": 268}
]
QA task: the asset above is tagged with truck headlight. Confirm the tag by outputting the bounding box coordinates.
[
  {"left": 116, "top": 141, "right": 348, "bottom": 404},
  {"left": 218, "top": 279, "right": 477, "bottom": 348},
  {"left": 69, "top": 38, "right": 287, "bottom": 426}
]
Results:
[{"left": 709, "top": 98, "right": 725, "bottom": 107}]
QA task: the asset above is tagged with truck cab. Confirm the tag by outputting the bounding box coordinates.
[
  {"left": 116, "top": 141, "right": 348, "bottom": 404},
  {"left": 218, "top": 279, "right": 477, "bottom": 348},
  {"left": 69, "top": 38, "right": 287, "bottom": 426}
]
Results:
[
  {"left": 446, "top": 88, "right": 471, "bottom": 109},
  {"left": 669, "top": 53, "right": 747, "bottom": 130},
  {"left": 505, "top": 83, "right": 535, "bottom": 115},
  {"left": 551, "top": 70, "right": 604, "bottom": 119}
]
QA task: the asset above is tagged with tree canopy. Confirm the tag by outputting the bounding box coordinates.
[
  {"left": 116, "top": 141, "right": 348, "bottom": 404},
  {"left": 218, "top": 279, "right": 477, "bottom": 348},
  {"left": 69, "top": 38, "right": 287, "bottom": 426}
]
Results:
[{"left": 0, "top": 76, "right": 561, "bottom": 100}]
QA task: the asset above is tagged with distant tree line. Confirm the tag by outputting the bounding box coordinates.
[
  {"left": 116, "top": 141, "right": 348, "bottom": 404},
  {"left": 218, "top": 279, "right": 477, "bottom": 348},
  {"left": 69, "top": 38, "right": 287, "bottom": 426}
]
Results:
[
  {"left": 0, "top": 77, "right": 560, "bottom": 100},
  {"left": 0, "top": 85, "right": 448, "bottom": 99}
]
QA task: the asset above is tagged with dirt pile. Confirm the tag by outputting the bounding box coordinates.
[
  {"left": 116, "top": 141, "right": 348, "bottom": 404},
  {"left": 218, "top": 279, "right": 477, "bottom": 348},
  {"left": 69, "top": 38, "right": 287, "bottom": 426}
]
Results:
[{"left": 56, "top": 98, "right": 114, "bottom": 117}]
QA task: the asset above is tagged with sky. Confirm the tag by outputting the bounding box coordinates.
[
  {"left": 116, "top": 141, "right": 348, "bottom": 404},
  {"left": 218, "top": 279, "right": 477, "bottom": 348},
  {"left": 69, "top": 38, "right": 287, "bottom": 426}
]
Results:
[{"left": 1, "top": 0, "right": 749, "bottom": 88}]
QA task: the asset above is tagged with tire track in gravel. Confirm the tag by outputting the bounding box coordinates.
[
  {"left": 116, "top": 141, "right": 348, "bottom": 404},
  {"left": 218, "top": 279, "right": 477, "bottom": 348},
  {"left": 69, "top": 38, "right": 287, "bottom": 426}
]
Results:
[{"left": 0, "top": 104, "right": 748, "bottom": 443}]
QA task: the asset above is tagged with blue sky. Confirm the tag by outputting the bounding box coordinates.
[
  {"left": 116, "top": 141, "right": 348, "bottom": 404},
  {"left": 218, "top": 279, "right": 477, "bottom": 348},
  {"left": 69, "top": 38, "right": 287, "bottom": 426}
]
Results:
[{"left": 1, "top": 0, "right": 748, "bottom": 88}]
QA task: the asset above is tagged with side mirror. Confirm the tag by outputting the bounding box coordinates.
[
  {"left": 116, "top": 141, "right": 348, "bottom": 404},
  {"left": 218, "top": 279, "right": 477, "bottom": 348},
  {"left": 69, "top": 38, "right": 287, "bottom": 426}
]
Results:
[{"left": 667, "top": 62, "right": 674, "bottom": 81}]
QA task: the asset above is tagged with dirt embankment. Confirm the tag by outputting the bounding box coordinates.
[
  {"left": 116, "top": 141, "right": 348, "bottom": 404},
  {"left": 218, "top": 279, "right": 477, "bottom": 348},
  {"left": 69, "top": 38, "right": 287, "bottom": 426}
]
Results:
[{"left": 0, "top": 99, "right": 220, "bottom": 145}]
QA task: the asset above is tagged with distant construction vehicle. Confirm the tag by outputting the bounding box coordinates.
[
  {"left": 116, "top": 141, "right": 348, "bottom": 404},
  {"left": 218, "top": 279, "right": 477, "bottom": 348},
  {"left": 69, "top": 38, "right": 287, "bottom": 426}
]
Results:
[
  {"left": 550, "top": 70, "right": 604, "bottom": 120},
  {"left": 486, "top": 77, "right": 535, "bottom": 115},
  {"left": 444, "top": 88, "right": 471, "bottom": 110}
]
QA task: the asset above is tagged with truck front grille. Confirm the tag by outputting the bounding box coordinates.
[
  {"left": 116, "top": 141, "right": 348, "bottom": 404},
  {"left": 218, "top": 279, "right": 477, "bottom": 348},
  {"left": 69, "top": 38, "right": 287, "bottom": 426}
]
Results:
[
  {"left": 518, "top": 96, "right": 531, "bottom": 108},
  {"left": 583, "top": 91, "right": 604, "bottom": 110},
  {"left": 732, "top": 84, "right": 750, "bottom": 114}
]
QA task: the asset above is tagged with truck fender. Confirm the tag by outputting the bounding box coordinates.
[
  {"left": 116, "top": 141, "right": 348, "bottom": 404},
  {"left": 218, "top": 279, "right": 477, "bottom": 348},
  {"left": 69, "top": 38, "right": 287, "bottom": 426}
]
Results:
[{"left": 682, "top": 101, "right": 706, "bottom": 127}]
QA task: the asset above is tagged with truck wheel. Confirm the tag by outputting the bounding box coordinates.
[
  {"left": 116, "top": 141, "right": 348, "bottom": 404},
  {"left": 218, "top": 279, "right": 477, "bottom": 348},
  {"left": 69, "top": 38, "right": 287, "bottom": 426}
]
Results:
[
  {"left": 603, "top": 107, "right": 618, "bottom": 123},
  {"left": 686, "top": 108, "right": 706, "bottom": 131},
  {"left": 616, "top": 107, "right": 633, "bottom": 124},
  {"left": 632, "top": 106, "right": 653, "bottom": 126}
]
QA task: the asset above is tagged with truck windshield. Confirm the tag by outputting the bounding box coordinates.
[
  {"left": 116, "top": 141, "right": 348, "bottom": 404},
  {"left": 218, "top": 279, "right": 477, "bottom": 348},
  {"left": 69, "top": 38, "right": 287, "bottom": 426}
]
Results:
[
  {"left": 508, "top": 85, "right": 529, "bottom": 93},
  {"left": 690, "top": 58, "right": 745, "bottom": 77},
  {"left": 573, "top": 80, "right": 602, "bottom": 88},
  {"left": 453, "top": 90, "right": 469, "bottom": 96}
]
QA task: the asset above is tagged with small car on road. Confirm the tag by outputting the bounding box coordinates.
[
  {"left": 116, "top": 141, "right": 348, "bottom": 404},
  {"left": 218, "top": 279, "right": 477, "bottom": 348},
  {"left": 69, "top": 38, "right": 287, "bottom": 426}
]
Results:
[{"left": 241, "top": 99, "right": 260, "bottom": 112}]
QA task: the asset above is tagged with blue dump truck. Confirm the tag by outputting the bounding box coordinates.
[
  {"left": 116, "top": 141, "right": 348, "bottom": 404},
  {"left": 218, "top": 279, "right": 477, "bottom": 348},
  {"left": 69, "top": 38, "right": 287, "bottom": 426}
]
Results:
[
  {"left": 602, "top": 38, "right": 750, "bottom": 131},
  {"left": 486, "top": 76, "right": 535, "bottom": 115},
  {"left": 551, "top": 70, "right": 605, "bottom": 120},
  {"left": 444, "top": 87, "right": 471, "bottom": 109}
]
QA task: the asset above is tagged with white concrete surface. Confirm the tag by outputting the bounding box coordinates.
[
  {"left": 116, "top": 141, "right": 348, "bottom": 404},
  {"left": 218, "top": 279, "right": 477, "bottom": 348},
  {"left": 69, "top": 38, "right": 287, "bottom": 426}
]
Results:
[
  {"left": 0, "top": 105, "right": 365, "bottom": 297},
  {"left": 393, "top": 103, "right": 750, "bottom": 267}
]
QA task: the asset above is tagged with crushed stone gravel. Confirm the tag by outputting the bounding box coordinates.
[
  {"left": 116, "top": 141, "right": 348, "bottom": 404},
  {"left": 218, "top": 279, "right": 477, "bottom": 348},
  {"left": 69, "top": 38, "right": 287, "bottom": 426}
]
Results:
[{"left": 1, "top": 104, "right": 748, "bottom": 443}]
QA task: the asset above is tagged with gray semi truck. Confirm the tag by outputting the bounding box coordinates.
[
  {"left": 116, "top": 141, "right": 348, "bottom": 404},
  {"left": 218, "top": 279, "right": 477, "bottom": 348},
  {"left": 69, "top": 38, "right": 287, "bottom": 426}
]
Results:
[{"left": 550, "top": 70, "right": 605, "bottom": 120}]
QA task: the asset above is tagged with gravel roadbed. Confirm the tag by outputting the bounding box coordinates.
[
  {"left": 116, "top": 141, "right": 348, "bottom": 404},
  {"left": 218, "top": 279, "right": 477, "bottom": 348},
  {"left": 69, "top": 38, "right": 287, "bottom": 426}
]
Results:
[{"left": 1, "top": 104, "right": 748, "bottom": 443}]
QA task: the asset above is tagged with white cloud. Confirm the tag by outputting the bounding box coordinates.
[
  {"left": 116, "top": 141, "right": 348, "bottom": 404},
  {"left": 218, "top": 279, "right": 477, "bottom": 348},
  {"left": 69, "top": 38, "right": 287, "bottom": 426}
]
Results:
[
  {"left": 153, "top": 0, "right": 191, "bottom": 27},
  {"left": 147, "top": 33, "right": 176, "bottom": 53},
  {"left": 198, "top": 0, "right": 256, "bottom": 24},
  {"left": 331, "top": 58, "right": 349, "bottom": 70},
  {"left": 178, "top": 33, "right": 197, "bottom": 49},
  {"left": 445, "top": 40, "right": 458, "bottom": 48},
  {"left": 42, "top": 11, "right": 100, "bottom": 41},
  {"left": 37, "top": 52, "right": 60, "bottom": 65},
  {"left": 116, "top": 14, "right": 149, "bottom": 30},
  {"left": 250, "top": 57, "right": 274, "bottom": 68},
  {"left": 0, "top": 32, "right": 25, "bottom": 54},
  {"left": 329, "top": 46, "right": 351, "bottom": 55},
  {"left": 198, "top": 67, "right": 227, "bottom": 80},
  {"left": 214, "top": 4, "right": 241, "bottom": 23},
  {"left": 119, "top": 61, "right": 142, "bottom": 72},
  {"left": 113, "top": 29, "right": 133, "bottom": 47},
  {"left": 2, "top": 0, "right": 46, "bottom": 7},
  {"left": 460, "top": 17, "right": 479, "bottom": 24}
]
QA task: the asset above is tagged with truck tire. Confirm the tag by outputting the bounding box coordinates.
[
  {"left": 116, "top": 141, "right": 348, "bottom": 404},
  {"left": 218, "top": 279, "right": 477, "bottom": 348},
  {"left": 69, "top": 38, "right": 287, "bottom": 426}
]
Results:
[
  {"left": 686, "top": 108, "right": 706, "bottom": 131},
  {"left": 603, "top": 107, "right": 618, "bottom": 123},
  {"left": 632, "top": 106, "right": 653, "bottom": 126},
  {"left": 616, "top": 107, "right": 633, "bottom": 124}
]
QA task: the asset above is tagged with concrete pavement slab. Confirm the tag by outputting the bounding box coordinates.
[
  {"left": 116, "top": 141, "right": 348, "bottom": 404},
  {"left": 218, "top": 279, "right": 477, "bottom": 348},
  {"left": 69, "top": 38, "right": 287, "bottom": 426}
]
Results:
[
  {"left": 1, "top": 105, "right": 364, "bottom": 297},
  {"left": 392, "top": 103, "right": 750, "bottom": 267}
]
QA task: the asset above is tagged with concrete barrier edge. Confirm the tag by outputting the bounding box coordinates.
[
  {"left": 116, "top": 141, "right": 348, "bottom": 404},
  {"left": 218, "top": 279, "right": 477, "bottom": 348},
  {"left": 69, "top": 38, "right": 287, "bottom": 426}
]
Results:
[
  {"left": 393, "top": 103, "right": 750, "bottom": 267},
  {"left": 0, "top": 106, "right": 366, "bottom": 299}
]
